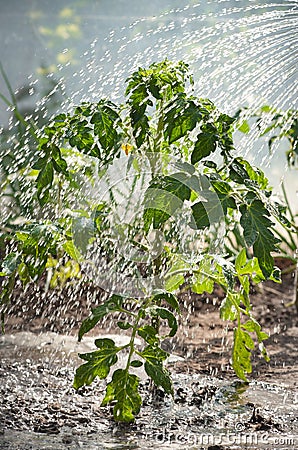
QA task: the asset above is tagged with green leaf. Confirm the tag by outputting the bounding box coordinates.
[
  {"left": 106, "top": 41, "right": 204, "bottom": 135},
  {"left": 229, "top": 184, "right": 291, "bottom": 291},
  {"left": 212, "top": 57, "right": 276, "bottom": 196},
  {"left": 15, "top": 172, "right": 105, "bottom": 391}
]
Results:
[
  {"left": 238, "top": 158, "right": 269, "bottom": 190},
  {"left": 165, "top": 257, "right": 190, "bottom": 292},
  {"left": 0, "top": 252, "right": 21, "bottom": 276},
  {"left": 232, "top": 327, "right": 254, "bottom": 381},
  {"left": 78, "top": 294, "right": 124, "bottom": 341},
  {"left": 235, "top": 248, "right": 247, "bottom": 273},
  {"left": 130, "top": 106, "right": 149, "bottom": 147},
  {"left": 269, "top": 266, "right": 281, "bottom": 283},
  {"left": 73, "top": 339, "right": 119, "bottom": 389},
  {"left": 101, "top": 369, "right": 142, "bottom": 422},
  {"left": 62, "top": 240, "right": 82, "bottom": 261},
  {"left": 143, "top": 208, "right": 170, "bottom": 232},
  {"left": 229, "top": 158, "right": 249, "bottom": 184},
  {"left": 235, "top": 253, "right": 265, "bottom": 283},
  {"left": 140, "top": 345, "right": 173, "bottom": 395},
  {"left": 32, "top": 156, "right": 49, "bottom": 170},
  {"left": 237, "top": 120, "right": 250, "bottom": 134},
  {"left": 17, "top": 262, "right": 30, "bottom": 285},
  {"left": 211, "top": 180, "right": 237, "bottom": 213},
  {"left": 36, "top": 160, "right": 54, "bottom": 206},
  {"left": 217, "top": 257, "right": 235, "bottom": 289},
  {"left": 130, "top": 360, "right": 143, "bottom": 368},
  {"left": 164, "top": 95, "right": 202, "bottom": 144},
  {"left": 149, "top": 307, "right": 178, "bottom": 337},
  {"left": 191, "top": 259, "right": 215, "bottom": 294},
  {"left": 117, "top": 321, "right": 132, "bottom": 330},
  {"left": 191, "top": 132, "right": 217, "bottom": 164},
  {"left": 91, "top": 101, "right": 120, "bottom": 151},
  {"left": 240, "top": 199, "right": 279, "bottom": 278},
  {"left": 137, "top": 325, "right": 159, "bottom": 345},
  {"left": 220, "top": 291, "right": 239, "bottom": 321},
  {"left": 0, "top": 273, "right": 16, "bottom": 305},
  {"left": 143, "top": 173, "right": 191, "bottom": 231},
  {"left": 152, "top": 291, "right": 180, "bottom": 312},
  {"left": 94, "top": 338, "right": 117, "bottom": 349},
  {"left": 190, "top": 202, "right": 210, "bottom": 229},
  {"left": 242, "top": 319, "right": 270, "bottom": 362},
  {"left": 51, "top": 145, "right": 68, "bottom": 175}
]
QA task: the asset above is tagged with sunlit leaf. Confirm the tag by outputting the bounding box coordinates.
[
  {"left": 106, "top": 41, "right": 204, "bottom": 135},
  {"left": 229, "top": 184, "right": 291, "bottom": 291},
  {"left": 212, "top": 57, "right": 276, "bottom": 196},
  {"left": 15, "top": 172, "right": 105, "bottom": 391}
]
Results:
[
  {"left": 73, "top": 338, "right": 120, "bottom": 388},
  {"left": 240, "top": 199, "right": 279, "bottom": 278},
  {"left": 232, "top": 327, "right": 254, "bottom": 381},
  {"left": 164, "top": 95, "right": 202, "bottom": 144},
  {"left": 101, "top": 369, "right": 142, "bottom": 422}
]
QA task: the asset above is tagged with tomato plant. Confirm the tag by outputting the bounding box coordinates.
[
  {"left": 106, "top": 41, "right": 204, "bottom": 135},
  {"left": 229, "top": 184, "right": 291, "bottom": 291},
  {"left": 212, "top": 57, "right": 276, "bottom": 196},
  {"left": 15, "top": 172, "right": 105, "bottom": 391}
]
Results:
[{"left": 0, "top": 60, "right": 289, "bottom": 422}]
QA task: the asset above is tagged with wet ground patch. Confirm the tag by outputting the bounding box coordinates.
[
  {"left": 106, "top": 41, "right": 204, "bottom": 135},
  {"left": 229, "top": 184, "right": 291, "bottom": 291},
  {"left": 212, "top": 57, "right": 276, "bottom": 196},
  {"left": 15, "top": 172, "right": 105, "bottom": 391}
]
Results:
[{"left": 0, "top": 332, "right": 297, "bottom": 449}]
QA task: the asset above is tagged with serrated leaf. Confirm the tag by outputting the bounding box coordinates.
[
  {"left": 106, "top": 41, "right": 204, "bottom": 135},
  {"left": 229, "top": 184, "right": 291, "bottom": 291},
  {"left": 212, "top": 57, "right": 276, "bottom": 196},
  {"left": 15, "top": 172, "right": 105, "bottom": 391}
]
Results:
[
  {"left": 211, "top": 180, "right": 237, "bottom": 213},
  {"left": 192, "top": 276, "right": 214, "bottom": 294},
  {"left": 242, "top": 319, "right": 269, "bottom": 343},
  {"left": 236, "top": 255, "right": 264, "bottom": 283},
  {"left": 220, "top": 292, "right": 239, "bottom": 321},
  {"left": 101, "top": 369, "right": 142, "bottom": 422},
  {"left": 164, "top": 96, "right": 202, "bottom": 144},
  {"left": 140, "top": 345, "right": 173, "bottom": 395},
  {"left": 191, "top": 132, "right": 217, "bottom": 164},
  {"left": 232, "top": 327, "right": 254, "bottom": 381},
  {"left": 240, "top": 199, "right": 279, "bottom": 278},
  {"left": 78, "top": 294, "right": 124, "bottom": 341},
  {"left": 73, "top": 340, "right": 119, "bottom": 389},
  {"left": 91, "top": 101, "right": 120, "bottom": 151}
]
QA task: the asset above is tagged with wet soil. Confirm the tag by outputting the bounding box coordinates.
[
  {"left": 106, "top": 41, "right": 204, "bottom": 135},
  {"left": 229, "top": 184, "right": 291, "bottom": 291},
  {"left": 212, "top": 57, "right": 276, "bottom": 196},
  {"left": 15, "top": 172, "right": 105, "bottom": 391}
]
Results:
[{"left": 0, "top": 258, "right": 297, "bottom": 449}]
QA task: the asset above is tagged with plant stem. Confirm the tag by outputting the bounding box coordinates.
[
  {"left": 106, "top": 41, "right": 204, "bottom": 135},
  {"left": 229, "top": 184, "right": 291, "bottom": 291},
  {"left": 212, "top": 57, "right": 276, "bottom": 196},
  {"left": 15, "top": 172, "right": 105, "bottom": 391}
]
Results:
[{"left": 124, "top": 297, "right": 150, "bottom": 370}]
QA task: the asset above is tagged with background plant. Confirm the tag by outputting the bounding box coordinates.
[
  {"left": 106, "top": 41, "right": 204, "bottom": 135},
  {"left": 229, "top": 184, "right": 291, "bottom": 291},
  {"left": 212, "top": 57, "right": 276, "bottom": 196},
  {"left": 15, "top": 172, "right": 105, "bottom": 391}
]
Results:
[
  {"left": 0, "top": 62, "right": 64, "bottom": 226},
  {"left": 235, "top": 105, "right": 298, "bottom": 310},
  {"left": 0, "top": 60, "right": 290, "bottom": 422}
]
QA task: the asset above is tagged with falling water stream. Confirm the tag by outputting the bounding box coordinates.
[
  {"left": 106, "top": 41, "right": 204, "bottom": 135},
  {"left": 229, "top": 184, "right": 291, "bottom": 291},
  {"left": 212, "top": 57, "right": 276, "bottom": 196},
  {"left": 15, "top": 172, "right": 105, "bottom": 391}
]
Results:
[{"left": 0, "top": 1, "right": 298, "bottom": 448}]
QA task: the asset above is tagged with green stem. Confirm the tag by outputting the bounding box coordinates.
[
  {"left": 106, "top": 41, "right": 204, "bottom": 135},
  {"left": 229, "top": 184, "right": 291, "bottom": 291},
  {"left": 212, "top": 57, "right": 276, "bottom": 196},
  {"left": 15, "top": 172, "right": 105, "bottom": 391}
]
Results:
[
  {"left": 0, "top": 62, "right": 17, "bottom": 105},
  {"left": 124, "top": 297, "right": 151, "bottom": 370},
  {"left": 281, "top": 181, "right": 295, "bottom": 222}
]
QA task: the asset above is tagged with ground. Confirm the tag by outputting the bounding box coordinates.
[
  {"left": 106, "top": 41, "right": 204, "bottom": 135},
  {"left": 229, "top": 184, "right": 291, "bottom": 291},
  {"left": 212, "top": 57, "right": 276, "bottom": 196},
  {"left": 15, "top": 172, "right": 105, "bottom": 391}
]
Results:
[{"left": 0, "top": 258, "right": 297, "bottom": 449}]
